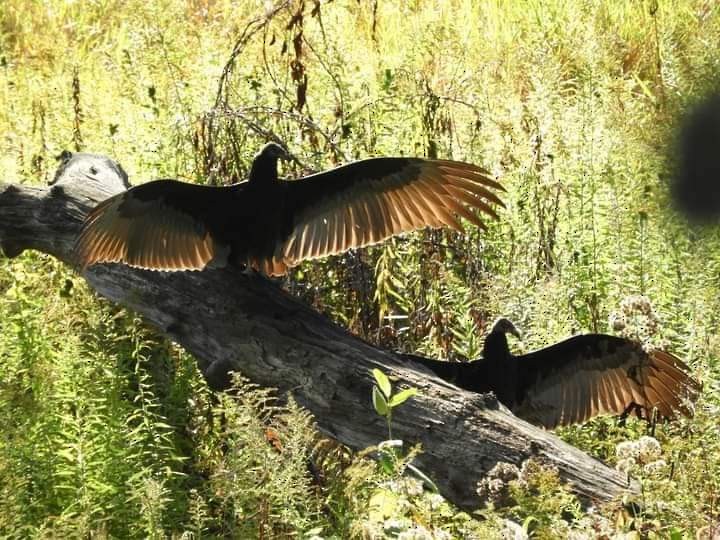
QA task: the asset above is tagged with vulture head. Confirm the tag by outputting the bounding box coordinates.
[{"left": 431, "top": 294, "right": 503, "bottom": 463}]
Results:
[
  {"left": 257, "top": 141, "right": 291, "bottom": 161},
  {"left": 490, "top": 317, "right": 522, "bottom": 339},
  {"left": 249, "top": 142, "right": 291, "bottom": 184}
]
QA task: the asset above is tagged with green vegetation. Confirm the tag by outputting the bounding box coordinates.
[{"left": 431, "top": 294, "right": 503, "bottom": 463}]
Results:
[{"left": 1, "top": 0, "right": 720, "bottom": 537}]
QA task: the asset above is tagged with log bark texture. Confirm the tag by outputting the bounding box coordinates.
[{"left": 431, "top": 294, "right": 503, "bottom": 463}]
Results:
[{"left": 0, "top": 152, "right": 637, "bottom": 509}]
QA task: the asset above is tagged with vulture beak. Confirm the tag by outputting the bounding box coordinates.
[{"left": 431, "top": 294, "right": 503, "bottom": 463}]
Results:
[{"left": 491, "top": 317, "right": 522, "bottom": 340}]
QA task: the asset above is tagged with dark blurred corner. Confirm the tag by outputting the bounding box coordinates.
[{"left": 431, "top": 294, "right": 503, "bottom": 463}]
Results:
[{"left": 672, "top": 92, "right": 720, "bottom": 221}]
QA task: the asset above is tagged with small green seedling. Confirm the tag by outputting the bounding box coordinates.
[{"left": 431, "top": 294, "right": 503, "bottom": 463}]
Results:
[
  {"left": 371, "top": 368, "right": 418, "bottom": 440},
  {"left": 370, "top": 369, "right": 437, "bottom": 492}
]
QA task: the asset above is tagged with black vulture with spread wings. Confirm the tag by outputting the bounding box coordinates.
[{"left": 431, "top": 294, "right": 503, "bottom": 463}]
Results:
[
  {"left": 405, "top": 318, "right": 700, "bottom": 429},
  {"left": 74, "top": 143, "right": 504, "bottom": 275}
]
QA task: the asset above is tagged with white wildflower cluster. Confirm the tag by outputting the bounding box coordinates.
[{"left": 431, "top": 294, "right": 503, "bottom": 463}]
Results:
[
  {"left": 495, "top": 461, "right": 523, "bottom": 482},
  {"left": 432, "top": 529, "right": 453, "bottom": 540},
  {"left": 615, "top": 436, "right": 667, "bottom": 476},
  {"left": 383, "top": 519, "right": 452, "bottom": 540},
  {"left": 370, "top": 490, "right": 455, "bottom": 540},
  {"left": 518, "top": 458, "right": 557, "bottom": 485},
  {"left": 642, "top": 459, "right": 667, "bottom": 475},
  {"left": 427, "top": 493, "right": 445, "bottom": 510},
  {"left": 571, "top": 511, "right": 615, "bottom": 538},
  {"left": 609, "top": 312, "right": 627, "bottom": 332},
  {"left": 387, "top": 477, "right": 425, "bottom": 498},
  {"left": 502, "top": 518, "right": 529, "bottom": 540},
  {"left": 638, "top": 435, "right": 662, "bottom": 462},
  {"left": 383, "top": 518, "right": 408, "bottom": 532},
  {"left": 476, "top": 462, "right": 520, "bottom": 506},
  {"left": 615, "top": 440, "right": 640, "bottom": 473},
  {"left": 609, "top": 295, "right": 660, "bottom": 343},
  {"left": 395, "top": 524, "right": 433, "bottom": 540},
  {"left": 360, "top": 521, "right": 382, "bottom": 538}
]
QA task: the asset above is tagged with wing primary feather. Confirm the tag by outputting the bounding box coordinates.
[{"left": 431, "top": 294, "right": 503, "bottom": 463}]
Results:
[
  {"left": 334, "top": 210, "right": 346, "bottom": 254},
  {"left": 351, "top": 198, "right": 369, "bottom": 245},
  {"left": 172, "top": 226, "right": 190, "bottom": 268},
  {"left": 586, "top": 376, "right": 597, "bottom": 420},
  {"left": 344, "top": 203, "right": 357, "bottom": 250},
  {"left": 375, "top": 194, "right": 398, "bottom": 237},
  {"left": 308, "top": 220, "right": 321, "bottom": 259},
  {"left": 396, "top": 185, "right": 430, "bottom": 226},
  {"left": 314, "top": 219, "right": 327, "bottom": 258},
  {"left": 151, "top": 224, "right": 163, "bottom": 268},
  {"left": 295, "top": 222, "right": 312, "bottom": 262},
  {"left": 432, "top": 159, "right": 494, "bottom": 178},
  {"left": 435, "top": 163, "right": 505, "bottom": 192},
  {"left": 362, "top": 195, "right": 379, "bottom": 244},
  {"left": 597, "top": 375, "right": 612, "bottom": 414},
  {"left": 367, "top": 195, "right": 385, "bottom": 244},
  {"left": 325, "top": 213, "right": 336, "bottom": 255},
  {"left": 339, "top": 207, "right": 351, "bottom": 253},
  {"left": 444, "top": 184, "right": 501, "bottom": 220},
  {"left": 415, "top": 179, "right": 465, "bottom": 231},
  {"left": 403, "top": 183, "right": 443, "bottom": 227},
  {"left": 327, "top": 211, "right": 339, "bottom": 255},
  {"left": 649, "top": 371, "right": 683, "bottom": 414},
  {"left": 375, "top": 193, "right": 393, "bottom": 241},
  {"left": 424, "top": 188, "right": 466, "bottom": 230},
  {"left": 94, "top": 231, "right": 116, "bottom": 264},
  {"left": 445, "top": 175, "right": 506, "bottom": 207},
  {"left": 283, "top": 234, "right": 298, "bottom": 259},
  {"left": 96, "top": 229, "right": 116, "bottom": 263},
  {"left": 440, "top": 195, "right": 487, "bottom": 230},
  {"left": 146, "top": 225, "right": 159, "bottom": 268},
  {"left": 385, "top": 189, "right": 414, "bottom": 230},
  {"left": 574, "top": 376, "right": 587, "bottom": 424},
  {"left": 608, "top": 369, "right": 628, "bottom": 414},
  {"left": 316, "top": 216, "right": 330, "bottom": 257}
]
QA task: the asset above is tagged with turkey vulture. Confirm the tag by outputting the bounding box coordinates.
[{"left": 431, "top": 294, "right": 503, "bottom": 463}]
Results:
[
  {"left": 74, "top": 143, "right": 504, "bottom": 276},
  {"left": 404, "top": 318, "right": 700, "bottom": 429}
]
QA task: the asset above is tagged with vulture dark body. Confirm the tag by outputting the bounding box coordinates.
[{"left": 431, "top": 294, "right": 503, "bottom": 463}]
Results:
[
  {"left": 75, "top": 143, "right": 504, "bottom": 275},
  {"left": 406, "top": 319, "right": 700, "bottom": 429}
]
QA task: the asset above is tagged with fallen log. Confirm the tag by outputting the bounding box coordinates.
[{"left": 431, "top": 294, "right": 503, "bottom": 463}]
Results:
[{"left": 0, "top": 152, "right": 637, "bottom": 509}]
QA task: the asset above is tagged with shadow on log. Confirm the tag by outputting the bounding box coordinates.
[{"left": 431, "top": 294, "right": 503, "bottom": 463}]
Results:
[{"left": 0, "top": 152, "right": 637, "bottom": 509}]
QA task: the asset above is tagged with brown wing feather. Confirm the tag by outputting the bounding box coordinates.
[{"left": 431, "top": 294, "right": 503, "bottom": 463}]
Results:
[
  {"left": 75, "top": 190, "right": 217, "bottom": 271},
  {"left": 514, "top": 336, "right": 700, "bottom": 429},
  {"left": 271, "top": 158, "right": 504, "bottom": 270}
]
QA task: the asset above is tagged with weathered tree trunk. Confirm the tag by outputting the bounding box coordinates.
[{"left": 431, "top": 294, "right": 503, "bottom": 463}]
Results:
[{"left": 0, "top": 152, "right": 637, "bottom": 509}]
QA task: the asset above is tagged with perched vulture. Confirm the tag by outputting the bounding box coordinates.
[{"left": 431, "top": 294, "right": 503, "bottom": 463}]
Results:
[
  {"left": 74, "top": 143, "right": 504, "bottom": 276},
  {"left": 405, "top": 318, "right": 700, "bottom": 429}
]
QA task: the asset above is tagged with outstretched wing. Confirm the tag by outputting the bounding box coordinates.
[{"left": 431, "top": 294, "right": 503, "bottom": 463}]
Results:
[
  {"left": 400, "top": 353, "right": 476, "bottom": 386},
  {"left": 514, "top": 335, "right": 700, "bottom": 429},
  {"left": 274, "top": 157, "right": 504, "bottom": 268},
  {"left": 74, "top": 180, "right": 230, "bottom": 271}
]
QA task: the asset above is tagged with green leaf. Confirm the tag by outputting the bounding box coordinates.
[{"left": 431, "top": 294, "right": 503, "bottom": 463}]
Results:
[
  {"left": 372, "top": 368, "right": 392, "bottom": 398},
  {"left": 378, "top": 452, "right": 395, "bottom": 474},
  {"left": 372, "top": 386, "right": 389, "bottom": 417},
  {"left": 389, "top": 387, "right": 418, "bottom": 408}
]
